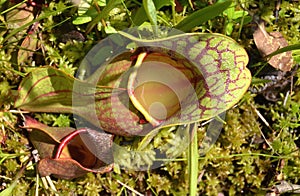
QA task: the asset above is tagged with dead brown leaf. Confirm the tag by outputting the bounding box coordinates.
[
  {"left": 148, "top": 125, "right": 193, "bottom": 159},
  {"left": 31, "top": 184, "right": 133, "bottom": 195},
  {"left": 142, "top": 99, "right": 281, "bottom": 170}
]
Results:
[
  {"left": 18, "top": 22, "right": 41, "bottom": 65},
  {"left": 6, "top": 3, "right": 34, "bottom": 38},
  {"left": 253, "top": 21, "right": 293, "bottom": 71}
]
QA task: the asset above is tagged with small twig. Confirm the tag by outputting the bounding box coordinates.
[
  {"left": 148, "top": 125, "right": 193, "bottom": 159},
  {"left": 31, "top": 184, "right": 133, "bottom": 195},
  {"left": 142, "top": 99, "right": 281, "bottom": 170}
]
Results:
[
  {"left": 290, "top": 73, "right": 294, "bottom": 95},
  {"left": 0, "top": 155, "right": 34, "bottom": 195},
  {"left": 45, "top": 176, "right": 58, "bottom": 194},
  {"left": 200, "top": 118, "right": 213, "bottom": 126},
  {"left": 93, "top": 0, "right": 106, "bottom": 28},
  {"left": 197, "top": 169, "right": 205, "bottom": 183},
  {"left": 2, "top": 116, "right": 15, "bottom": 129},
  {"left": 275, "top": 0, "right": 282, "bottom": 23},
  {"left": 283, "top": 90, "right": 289, "bottom": 107},
  {"left": 272, "top": 180, "right": 300, "bottom": 194},
  {"left": 32, "top": 150, "right": 58, "bottom": 195},
  {"left": 253, "top": 107, "right": 276, "bottom": 152},
  {"left": 41, "top": 177, "right": 49, "bottom": 190},
  {"left": 117, "top": 180, "right": 144, "bottom": 196},
  {"left": 8, "top": 110, "right": 30, "bottom": 114},
  {"left": 35, "top": 173, "right": 39, "bottom": 196},
  {"left": 0, "top": 175, "right": 12, "bottom": 181},
  {"left": 32, "top": 149, "right": 40, "bottom": 196},
  {"left": 255, "top": 107, "right": 271, "bottom": 129},
  {"left": 41, "top": 176, "right": 59, "bottom": 196}
]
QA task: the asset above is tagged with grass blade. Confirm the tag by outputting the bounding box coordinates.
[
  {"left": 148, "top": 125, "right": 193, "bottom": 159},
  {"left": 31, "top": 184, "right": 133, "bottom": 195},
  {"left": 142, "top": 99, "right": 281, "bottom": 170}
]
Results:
[
  {"left": 265, "top": 43, "right": 300, "bottom": 59},
  {"left": 175, "top": 0, "right": 232, "bottom": 32},
  {"left": 188, "top": 123, "right": 198, "bottom": 196},
  {"left": 86, "top": 0, "right": 122, "bottom": 33},
  {"left": 3, "top": 5, "right": 74, "bottom": 43},
  {"left": 0, "top": 180, "right": 18, "bottom": 196}
]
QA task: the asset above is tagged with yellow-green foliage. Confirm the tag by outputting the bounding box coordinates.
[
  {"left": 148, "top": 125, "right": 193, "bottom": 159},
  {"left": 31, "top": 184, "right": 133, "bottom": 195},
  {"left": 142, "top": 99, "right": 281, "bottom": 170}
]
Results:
[{"left": 1, "top": 0, "right": 300, "bottom": 195}]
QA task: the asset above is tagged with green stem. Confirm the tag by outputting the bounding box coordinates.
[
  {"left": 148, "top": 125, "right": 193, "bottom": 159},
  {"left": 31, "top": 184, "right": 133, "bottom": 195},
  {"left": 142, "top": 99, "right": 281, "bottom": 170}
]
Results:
[{"left": 188, "top": 123, "right": 198, "bottom": 196}]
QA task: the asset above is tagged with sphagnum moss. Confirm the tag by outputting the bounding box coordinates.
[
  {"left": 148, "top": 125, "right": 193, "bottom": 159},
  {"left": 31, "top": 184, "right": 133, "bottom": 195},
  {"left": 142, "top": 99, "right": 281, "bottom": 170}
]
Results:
[{"left": 1, "top": 0, "right": 300, "bottom": 195}]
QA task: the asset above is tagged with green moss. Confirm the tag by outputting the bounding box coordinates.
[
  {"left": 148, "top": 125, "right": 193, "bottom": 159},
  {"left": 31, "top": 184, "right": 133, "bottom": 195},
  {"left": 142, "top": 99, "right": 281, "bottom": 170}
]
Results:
[{"left": 1, "top": 0, "right": 300, "bottom": 195}]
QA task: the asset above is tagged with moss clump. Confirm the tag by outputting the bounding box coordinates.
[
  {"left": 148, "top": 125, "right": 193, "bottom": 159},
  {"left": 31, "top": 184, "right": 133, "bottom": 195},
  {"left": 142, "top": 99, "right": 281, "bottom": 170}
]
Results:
[{"left": 1, "top": 0, "right": 300, "bottom": 195}]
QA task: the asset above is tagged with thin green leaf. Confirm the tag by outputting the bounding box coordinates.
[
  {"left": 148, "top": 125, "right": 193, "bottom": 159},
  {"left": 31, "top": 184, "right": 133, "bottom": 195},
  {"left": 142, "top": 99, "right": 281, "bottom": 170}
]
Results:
[
  {"left": 73, "top": 2, "right": 98, "bottom": 25},
  {"left": 251, "top": 77, "right": 271, "bottom": 85},
  {"left": 175, "top": 0, "right": 232, "bottom": 32},
  {"left": 143, "top": 0, "right": 159, "bottom": 35},
  {"left": 72, "top": 15, "right": 93, "bottom": 25},
  {"left": 0, "top": 0, "right": 26, "bottom": 15},
  {"left": 143, "top": 0, "right": 157, "bottom": 27},
  {"left": 0, "top": 178, "right": 18, "bottom": 196},
  {"left": 133, "top": 0, "right": 172, "bottom": 26},
  {"left": 86, "top": 0, "right": 122, "bottom": 33},
  {"left": 0, "top": 154, "right": 28, "bottom": 196},
  {"left": 265, "top": 43, "right": 300, "bottom": 59},
  {"left": 223, "top": 2, "right": 235, "bottom": 19},
  {"left": 3, "top": 5, "right": 74, "bottom": 43},
  {"left": 188, "top": 123, "right": 198, "bottom": 196},
  {"left": 77, "top": 0, "right": 92, "bottom": 15}
]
